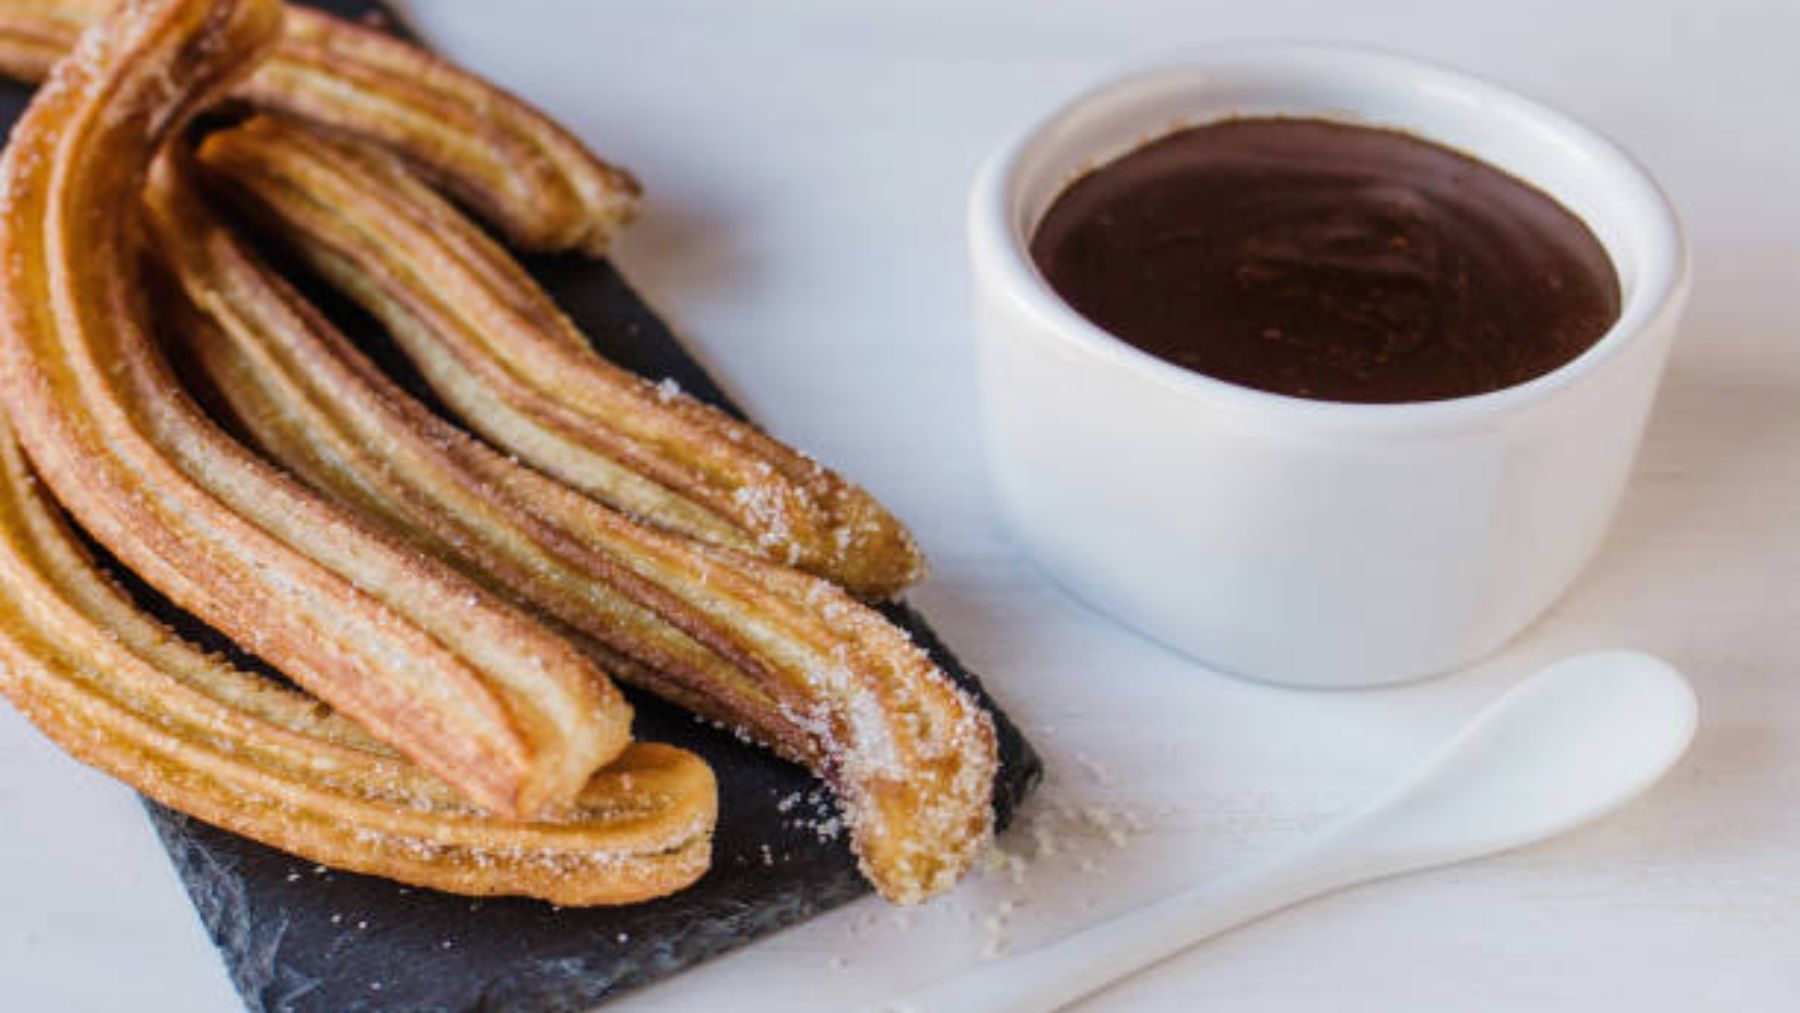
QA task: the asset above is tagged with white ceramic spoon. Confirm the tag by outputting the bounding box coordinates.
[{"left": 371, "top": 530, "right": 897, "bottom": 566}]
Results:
[{"left": 874, "top": 649, "right": 1697, "bottom": 1013}]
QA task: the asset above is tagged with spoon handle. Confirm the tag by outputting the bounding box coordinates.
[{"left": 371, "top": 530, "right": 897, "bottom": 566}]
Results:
[{"left": 875, "top": 835, "right": 1371, "bottom": 1013}]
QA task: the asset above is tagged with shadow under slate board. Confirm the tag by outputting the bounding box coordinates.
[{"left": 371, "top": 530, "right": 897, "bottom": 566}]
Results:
[{"left": 0, "top": 2, "right": 1040, "bottom": 1011}]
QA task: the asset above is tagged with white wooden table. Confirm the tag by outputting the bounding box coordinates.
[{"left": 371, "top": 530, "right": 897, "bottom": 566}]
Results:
[{"left": 3, "top": 1, "right": 1797, "bottom": 1009}]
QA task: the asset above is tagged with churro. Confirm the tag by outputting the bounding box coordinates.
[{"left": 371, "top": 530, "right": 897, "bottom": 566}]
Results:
[
  {"left": 0, "top": 406, "right": 714, "bottom": 904},
  {"left": 198, "top": 116, "right": 926, "bottom": 600},
  {"left": 151, "top": 152, "right": 996, "bottom": 903},
  {"left": 0, "top": 0, "right": 631, "bottom": 819},
  {"left": 0, "top": 0, "right": 638, "bottom": 252}
]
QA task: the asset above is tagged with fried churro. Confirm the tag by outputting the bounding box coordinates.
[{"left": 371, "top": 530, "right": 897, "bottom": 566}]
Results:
[
  {"left": 0, "top": 0, "right": 639, "bottom": 253},
  {"left": 0, "top": 0, "right": 632, "bottom": 819},
  {"left": 0, "top": 405, "right": 715, "bottom": 904},
  {"left": 150, "top": 152, "right": 996, "bottom": 904},
  {"left": 197, "top": 116, "right": 927, "bottom": 601}
]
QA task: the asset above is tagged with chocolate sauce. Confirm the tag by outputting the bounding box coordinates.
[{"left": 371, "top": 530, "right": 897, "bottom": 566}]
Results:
[{"left": 1030, "top": 118, "right": 1621, "bottom": 402}]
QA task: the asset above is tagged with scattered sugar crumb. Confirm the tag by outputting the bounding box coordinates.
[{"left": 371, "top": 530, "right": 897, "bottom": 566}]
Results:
[
  {"left": 1073, "top": 752, "right": 1112, "bottom": 785},
  {"left": 979, "top": 845, "right": 1028, "bottom": 887},
  {"left": 980, "top": 904, "right": 1015, "bottom": 960}
]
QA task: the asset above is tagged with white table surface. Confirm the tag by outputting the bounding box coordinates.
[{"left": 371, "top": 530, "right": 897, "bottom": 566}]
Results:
[{"left": 4, "top": 0, "right": 1798, "bottom": 1009}]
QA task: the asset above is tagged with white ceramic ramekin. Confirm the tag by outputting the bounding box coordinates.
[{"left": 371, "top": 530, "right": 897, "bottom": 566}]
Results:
[{"left": 969, "top": 44, "right": 1689, "bottom": 688}]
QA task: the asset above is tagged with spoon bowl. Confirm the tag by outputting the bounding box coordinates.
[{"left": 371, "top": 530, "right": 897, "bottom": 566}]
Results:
[{"left": 1331, "top": 649, "right": 1698, "bottom": 877}]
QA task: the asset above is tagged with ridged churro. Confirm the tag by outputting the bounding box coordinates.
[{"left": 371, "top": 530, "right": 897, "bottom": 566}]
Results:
[
  {"left": 0, "top": 0, "right": 639, "bottom": 253},
  {"left": 0, "top": 0, "right": 631, "bottom": 819},
  {"left": 150, "top": 152, "right": 997, "bottom": 903},
  {"left": 198, "top": 116, "right": 927, "bottom": 601},
  {"left": 0, "top": 406, "right": 715, "bottom": 904}
]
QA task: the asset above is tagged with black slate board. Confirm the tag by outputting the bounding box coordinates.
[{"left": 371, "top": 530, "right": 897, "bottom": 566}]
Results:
[{"left": 0, "top": 3, "right": 1041, "bottom": 1010}]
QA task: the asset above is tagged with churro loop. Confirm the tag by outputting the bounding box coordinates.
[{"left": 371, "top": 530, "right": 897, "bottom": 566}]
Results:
[
  {"left": 0, "top": 0, "right": 713, "bottom": 906},
  {"left": 0, "top": 0, "right": 630, "bottom": 819}
]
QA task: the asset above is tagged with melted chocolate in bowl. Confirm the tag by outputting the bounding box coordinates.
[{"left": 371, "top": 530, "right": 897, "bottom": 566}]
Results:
[{"left": 1030, "top": 118, "right": 1622, "bottom": 403}]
